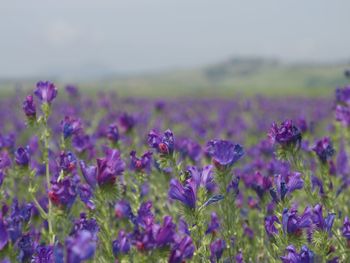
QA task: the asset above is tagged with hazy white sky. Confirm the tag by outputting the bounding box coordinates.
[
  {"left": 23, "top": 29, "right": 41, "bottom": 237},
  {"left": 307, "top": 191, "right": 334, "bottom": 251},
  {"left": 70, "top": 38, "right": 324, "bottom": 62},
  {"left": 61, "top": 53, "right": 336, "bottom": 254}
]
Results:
[{"left": 0, "top": 0, "right": 349, "bottom": 78}]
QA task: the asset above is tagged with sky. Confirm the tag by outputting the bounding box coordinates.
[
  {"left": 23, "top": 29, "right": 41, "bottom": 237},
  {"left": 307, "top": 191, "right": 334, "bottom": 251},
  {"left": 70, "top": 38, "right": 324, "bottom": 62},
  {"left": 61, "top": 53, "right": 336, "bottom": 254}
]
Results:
[{"left": 0, "top": 0, "right": 349, "bottom": 78}]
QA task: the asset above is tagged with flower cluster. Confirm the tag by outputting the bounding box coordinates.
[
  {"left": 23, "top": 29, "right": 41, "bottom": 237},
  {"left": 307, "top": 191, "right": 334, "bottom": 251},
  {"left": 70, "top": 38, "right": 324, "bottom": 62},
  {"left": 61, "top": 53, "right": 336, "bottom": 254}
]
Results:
[{"left": 0, "top": 80, "right": 348, "bottom": 262}]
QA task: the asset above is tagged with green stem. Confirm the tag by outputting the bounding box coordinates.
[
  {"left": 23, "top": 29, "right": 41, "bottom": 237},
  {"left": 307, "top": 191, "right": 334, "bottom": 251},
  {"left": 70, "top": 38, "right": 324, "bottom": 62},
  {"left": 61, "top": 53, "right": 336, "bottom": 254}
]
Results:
[
  {"left": 32, "top": 194, "right": 48, "bottom": 220},
  {"left": 43, "top": 106, "right": 55, "bottom": 244},
  {"left": 94, "top": 188, "right": 114, "bottom": 261},
  {"left": 217, "top": 169, "right": 237, "bottom": 262}
]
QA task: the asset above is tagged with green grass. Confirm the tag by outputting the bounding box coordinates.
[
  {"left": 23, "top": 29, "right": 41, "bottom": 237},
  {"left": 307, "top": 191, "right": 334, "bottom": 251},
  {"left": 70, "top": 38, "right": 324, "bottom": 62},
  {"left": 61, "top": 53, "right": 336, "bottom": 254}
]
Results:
[{"left": 0, "top": 61, "right": 348, "bottom": 98}]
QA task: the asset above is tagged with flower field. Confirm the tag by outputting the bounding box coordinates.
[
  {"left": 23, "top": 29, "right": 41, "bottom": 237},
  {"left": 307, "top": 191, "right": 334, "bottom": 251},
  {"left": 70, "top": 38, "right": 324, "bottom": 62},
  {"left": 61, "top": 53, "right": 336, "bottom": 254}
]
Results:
[{"left": 0, "top": 80, "right": 350, "bottom": 262}]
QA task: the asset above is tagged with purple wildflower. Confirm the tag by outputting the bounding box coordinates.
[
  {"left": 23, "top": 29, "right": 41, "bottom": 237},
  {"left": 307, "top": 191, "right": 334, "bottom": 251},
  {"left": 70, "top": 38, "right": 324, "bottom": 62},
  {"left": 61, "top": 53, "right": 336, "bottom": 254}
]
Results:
[
  {"left": 118, "top": 112, "right": 135, "bottom": 133},
  {"left": 48, "top": 178, "right": 77, "bottom": 209},
  {"left": 206, "top": 212, "right": 220, "bottom": 235},
  {"left": 335, "top": 105, "right": 350, "bottom": 126},
  {"left": 187, "top": 165, "right": 216, "bottom": 193},
  {"left": 342, "top": 216, "right": 350, "bottom": 242},
  {"left": 227, "top": 176, "right": 240, "bottom": 198},
  {"left": 312, "top": 176, "right": 325, "bottom": 197},
  {"left": 168, "top": 235, "right": 195, "bottom": 263},
  {"left": 210, "top": 239, "right": 226, "bottom": 263},
  {"left": 114, "top": 200, "right": 133, "bottom": 219},
  {"left": 62, "top": 116, "right": 82, "bottom": 139},
  {"left": 112, "top": 230, "right": 131, "bottom": 257},
  {"left": 0, "top": 219, "right": 8, "bottom": 250},
  {"left": 136, "top": 201, "right": 154, "bottom": 228},
  {"left": 22, "top": 95, "right": 36, "bottom": 119},
  {"left": 70, "top": 213, "right": 99, "bottom": 239},
  {"left": 78, "top": 184, "right": 95, "bottom": 210},
  {"left": 66, "top": 230, "right": 96, "bottom": 263},
  {"left": 34, "top": 81, "right": 58, "bottom": 104},
  {"left": 130, "top": 150, "right": 153, "bottom": 173},
  {"left": 235, "top": 251, "right": 244, "bottom": 263},
  {"left": 96, "top": 148, "right": 125, "bottom": 186},
  {"left": 106, "top": 123, "right": 119, "bottom": 143},
  {"left": 312, "top": 137, "right": 335, "bottom": 163},
  {"left": 268, "top": 120, "right": 302, "bottom": 147},
  {"left": 155, "top": 216, "right": 176, "bottom": 247},
  {"left": 14, "top": 146, "right": 30, "bottom": 166},
  {"left": 281, "top": 245, "right": 315, "bottom": 263},
  {"left": 79, "top": 160, "right": 97, "bottom": 189},
  {"left": 271, "top": 172, "right": 304, "bottom": 202},
  {"left": 0, "top": 151, "right": 11, "bottom": 170},
  {"left": 177, "top": 138, "right": 202, "bottom": 162},
  {"left": 178, "top": 218, "right": 190, "bottom": 236},
  {"left": 335, "top": 85, "right": 350, "bottom": 106},
  {"left": 168, "top": 179, "right": 197, "bottom": 209},
  {"left": 206, "top": 139, "right": 244, "bottom": 169},
  {"left": 17, "top": 234, "right": 34, "bottom": 262},
  {"left": 312, "top": 204, "right": 335, "bottom": 236},
  {"left": 148, "top": 129, "right": 175, "bottom": 155},
  {"left": 72, "top": 133, "right": 91, "bottom": 153},
  {"left": 59, "top": 151, "right": 77, "bottom": 173},
  {"left": 265, "top": 215, "right": 280, "bottom": 236},
  {"left": 32, "top": 245, "right": 54, "bottom": 263},
  {"left": 0, "top": 170, "right": 4, "bottom": 187},
  {"left": 65, "top": 85, "right": 79, "bottom": 97},
  {"left": 282, "top": 207, "right": 312, "bottom": 236}
]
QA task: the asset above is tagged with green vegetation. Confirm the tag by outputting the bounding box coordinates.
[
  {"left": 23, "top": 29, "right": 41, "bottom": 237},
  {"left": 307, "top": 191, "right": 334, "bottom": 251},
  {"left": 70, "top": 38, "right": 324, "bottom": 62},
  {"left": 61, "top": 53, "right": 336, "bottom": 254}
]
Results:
[{"left": 1, "top": 58, "right": 349, "bottom": 98}]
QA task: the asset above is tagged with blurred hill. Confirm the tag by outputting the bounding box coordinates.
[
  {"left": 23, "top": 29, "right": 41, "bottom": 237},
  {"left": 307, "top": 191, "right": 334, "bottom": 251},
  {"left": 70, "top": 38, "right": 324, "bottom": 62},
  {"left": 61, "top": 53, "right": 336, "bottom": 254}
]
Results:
[{"left": 1, "top": 57, "right": 349, "bottom": 97}]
